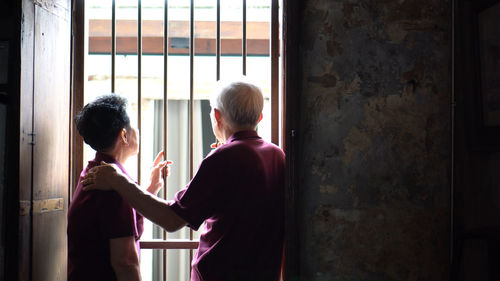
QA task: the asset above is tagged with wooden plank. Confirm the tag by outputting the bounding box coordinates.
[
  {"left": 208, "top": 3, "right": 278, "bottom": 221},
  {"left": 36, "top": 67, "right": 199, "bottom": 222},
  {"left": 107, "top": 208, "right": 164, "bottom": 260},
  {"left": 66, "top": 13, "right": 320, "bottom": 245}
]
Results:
[
  {"left": 19, "top": 0, "right": 35, "bottom": 280},
  {"left": 20, "top": 198, "right": 65, "bottom": 215},
  {"left": 33, "top": 198, "right": 64, "bottom": 214},
  {"left": 19, "top": 200, "right": 30, "bottom": 216},
  {"left": 33, "top": 0, "right": 70, "bottom": 21},
  {"left": 140, "top": 239, "right": 199, "bottom": 250},
  {"left": 31, "top": 1, "right": 71, "bottom": 280}
]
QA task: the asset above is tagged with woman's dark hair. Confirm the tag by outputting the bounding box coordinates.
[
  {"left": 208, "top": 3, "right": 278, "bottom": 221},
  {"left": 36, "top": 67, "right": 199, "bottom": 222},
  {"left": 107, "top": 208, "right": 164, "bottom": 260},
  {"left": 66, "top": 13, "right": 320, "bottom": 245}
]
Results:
[{"left": 75, "top": 94, "right": 130, "bottom": 151}]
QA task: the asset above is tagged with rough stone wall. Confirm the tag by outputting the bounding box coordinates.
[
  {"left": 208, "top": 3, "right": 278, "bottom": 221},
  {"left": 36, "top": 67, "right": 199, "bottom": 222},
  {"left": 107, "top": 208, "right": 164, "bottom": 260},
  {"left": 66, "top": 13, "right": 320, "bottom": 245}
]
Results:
[{"left": 297, "top": 1, "right": 451, "bottom": 280}]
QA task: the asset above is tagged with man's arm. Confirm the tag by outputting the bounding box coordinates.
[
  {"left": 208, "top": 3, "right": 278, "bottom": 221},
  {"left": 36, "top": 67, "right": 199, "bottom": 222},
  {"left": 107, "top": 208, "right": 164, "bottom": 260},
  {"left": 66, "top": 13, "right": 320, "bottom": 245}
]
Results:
[
  {"left": 110, "top": 236, "right": 141, "bottom": 281},
  {"left": 115, "top": 176, "right": 187, "bottom": 232},
  {"left": 82, "top": 164, "right": 186, "bottom": 232}
]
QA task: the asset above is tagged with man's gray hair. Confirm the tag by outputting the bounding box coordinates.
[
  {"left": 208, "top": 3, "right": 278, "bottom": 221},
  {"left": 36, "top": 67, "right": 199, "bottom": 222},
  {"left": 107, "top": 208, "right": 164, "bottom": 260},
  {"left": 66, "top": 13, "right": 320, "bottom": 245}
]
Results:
[{"left": 210, "top": 80, "right": 264, "bottom": 130}]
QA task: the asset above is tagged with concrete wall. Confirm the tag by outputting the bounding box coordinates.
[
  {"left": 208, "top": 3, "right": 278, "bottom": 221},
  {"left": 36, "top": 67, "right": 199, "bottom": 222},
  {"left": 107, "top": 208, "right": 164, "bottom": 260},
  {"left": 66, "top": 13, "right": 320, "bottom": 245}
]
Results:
[{"left": 297, "top": 0, "right": 451, "bottom": 280}]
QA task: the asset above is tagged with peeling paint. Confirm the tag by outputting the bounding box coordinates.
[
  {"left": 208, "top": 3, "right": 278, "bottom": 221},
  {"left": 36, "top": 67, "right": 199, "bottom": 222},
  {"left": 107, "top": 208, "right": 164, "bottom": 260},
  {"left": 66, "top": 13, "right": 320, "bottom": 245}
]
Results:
[
  {"left": 327, "top": 37, "right": 344, "bottom": 57},
  {"left": 386, "top": 23, "right": 408, "bottom": 43},
  {"left": 307, "top": 74, "right": 338, "bottom": 88},
  {"left": 319, "top": 184, "right": 339, "bottom": 195}
]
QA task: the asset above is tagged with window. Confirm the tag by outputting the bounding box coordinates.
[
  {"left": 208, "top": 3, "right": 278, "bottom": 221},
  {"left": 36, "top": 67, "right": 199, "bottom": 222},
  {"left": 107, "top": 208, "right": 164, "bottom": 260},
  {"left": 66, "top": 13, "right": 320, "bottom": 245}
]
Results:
[{"left": 73, "top": 0, "right": 282, "bottom": 280}]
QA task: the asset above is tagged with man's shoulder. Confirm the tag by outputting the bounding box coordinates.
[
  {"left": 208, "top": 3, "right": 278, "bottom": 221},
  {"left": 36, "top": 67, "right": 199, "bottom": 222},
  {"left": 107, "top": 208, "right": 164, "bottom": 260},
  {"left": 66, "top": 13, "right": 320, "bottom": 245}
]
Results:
[{"left": 208, "top": 140, "right": 284, "bottom": 165}]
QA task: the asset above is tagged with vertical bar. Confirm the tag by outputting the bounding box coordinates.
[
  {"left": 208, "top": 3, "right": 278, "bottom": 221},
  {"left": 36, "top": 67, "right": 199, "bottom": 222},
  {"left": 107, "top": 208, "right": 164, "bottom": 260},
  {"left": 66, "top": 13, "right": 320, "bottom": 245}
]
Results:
[
  {"left": 189, "top": 0, "right": 195, "bottom": 271},
  {"left": 111, "top": 0, "right": 116, "bottom": 92},
  {"left": 163, "top": 1, "right": 169, "bottom": 281},
  {"left": 450, "top": 0, "right": 455, "bottom": 266},
  {"left": 271, "top": 0, "right": 279, "bottom": 145},
  {"left": 138, "top": 0, "right": 142, "bottom": 183},
  {"left": 216, "top": 0, "right": 220, "bottom": 80},
  {"left": 163, "top": 0, "right": 169, "bottom": 196},
  {"left": 242, "top": 0, "right": 247, "bottom": 75},
  {"left": 189, "top": 0, "right": 194, "bottom": 188}
]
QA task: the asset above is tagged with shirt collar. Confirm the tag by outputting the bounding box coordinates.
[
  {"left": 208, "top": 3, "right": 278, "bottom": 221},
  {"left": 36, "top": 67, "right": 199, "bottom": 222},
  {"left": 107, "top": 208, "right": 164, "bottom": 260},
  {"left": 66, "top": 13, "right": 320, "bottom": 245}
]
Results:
[
  {"left": 226, "top": 130, "right": 261, "bottom": 143},
  {"left": 91, "top": 152, "right": 133, "bottom": 181}
]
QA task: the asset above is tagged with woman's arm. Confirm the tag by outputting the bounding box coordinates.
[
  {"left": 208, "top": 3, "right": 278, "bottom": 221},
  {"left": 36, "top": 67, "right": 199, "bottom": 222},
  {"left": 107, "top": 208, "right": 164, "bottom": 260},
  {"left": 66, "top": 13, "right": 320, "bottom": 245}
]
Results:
[{"left": 110, "top": 236, "right": 141, "bottom": 281}]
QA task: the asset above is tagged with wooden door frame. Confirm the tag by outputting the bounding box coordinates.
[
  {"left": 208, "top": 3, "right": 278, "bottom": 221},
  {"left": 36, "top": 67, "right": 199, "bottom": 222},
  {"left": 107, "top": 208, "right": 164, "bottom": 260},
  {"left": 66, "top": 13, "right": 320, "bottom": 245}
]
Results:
[
  {"left": 282, "top": 0, "right": 301, "bottom": 280},
  {"left": 70, "top": 0, "right": 85, "bottom": 200}
]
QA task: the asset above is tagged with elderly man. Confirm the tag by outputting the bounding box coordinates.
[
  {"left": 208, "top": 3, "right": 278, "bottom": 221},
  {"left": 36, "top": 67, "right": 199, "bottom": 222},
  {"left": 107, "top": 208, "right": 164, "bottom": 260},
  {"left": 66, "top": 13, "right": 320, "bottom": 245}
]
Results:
[{"left": 83, "top": 81, "right": 285, "bottom": 281}]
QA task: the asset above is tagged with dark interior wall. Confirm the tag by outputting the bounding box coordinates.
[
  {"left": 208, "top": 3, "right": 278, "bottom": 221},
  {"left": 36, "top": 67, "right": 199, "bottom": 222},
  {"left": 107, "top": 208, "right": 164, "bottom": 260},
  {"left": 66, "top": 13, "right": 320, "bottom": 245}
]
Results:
[
  {"left": 0, "top": 1, "right": 21, "bottom": 281},
  {"left": 296, "top": 0, "right": 452, "bottom": 280},
  {"left": 0, "top": 101, "right": 5, "bottom": 281},
  {"left": 453, "top": 1, "right": 500, "bottom": 279}
]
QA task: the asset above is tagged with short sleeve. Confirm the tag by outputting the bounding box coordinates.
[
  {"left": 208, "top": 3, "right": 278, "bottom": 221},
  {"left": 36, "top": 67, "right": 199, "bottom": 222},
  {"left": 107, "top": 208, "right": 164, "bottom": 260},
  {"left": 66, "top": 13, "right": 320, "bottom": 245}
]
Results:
[
  {"left": 169, "top": 156, "right": 221, "bottom": 230},
  {"left": 97, "top": 191, "right": 137, "bottom": 239}
]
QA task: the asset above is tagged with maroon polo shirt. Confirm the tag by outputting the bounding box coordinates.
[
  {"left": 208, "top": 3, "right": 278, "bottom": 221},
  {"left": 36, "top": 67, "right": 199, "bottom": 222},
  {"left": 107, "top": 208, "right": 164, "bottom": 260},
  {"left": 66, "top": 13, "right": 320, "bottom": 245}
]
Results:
[
  {"left": 170, "top": 130, "right": 285, "bottom": 281},
  {"left": 67, "top": 152, "right": 144, "bottom": 281}
]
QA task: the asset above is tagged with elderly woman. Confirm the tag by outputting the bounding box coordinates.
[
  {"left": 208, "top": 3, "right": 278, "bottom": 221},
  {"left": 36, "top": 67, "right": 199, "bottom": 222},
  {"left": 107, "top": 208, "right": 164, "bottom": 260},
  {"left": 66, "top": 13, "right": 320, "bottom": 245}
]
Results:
[
  {"left": 67, "top": 94, "right": 167, "bottom": 281},
  {"left": 83, "top": 81, "right": 285, "bottom": 281}
]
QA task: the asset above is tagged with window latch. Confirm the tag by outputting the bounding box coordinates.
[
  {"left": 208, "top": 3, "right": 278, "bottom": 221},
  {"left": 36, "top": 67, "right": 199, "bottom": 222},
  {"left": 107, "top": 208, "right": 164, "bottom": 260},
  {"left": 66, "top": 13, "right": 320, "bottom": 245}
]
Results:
[{"left": 22, "top": 129, "right": 36, "bottom": 145}]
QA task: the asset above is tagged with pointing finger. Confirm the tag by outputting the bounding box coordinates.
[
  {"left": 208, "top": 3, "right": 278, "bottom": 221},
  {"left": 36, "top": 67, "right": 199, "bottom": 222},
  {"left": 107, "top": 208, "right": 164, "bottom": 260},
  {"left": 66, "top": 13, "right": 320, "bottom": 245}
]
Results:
[{"left": 153, "top": 151, "right": 165, "bottom": 166}]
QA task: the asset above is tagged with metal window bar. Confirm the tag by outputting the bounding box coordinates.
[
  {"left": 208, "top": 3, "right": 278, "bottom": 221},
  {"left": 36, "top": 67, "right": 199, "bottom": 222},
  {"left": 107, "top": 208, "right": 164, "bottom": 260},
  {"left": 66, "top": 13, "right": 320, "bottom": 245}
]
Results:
[
  {"left": 243, "top": 0, "right": 247, "bottom": 75},
  {"left": 138, "top": 0, "right": 142, "bottom": 185},
  {"left": 162, "top": 1, "right": 169, "bottom": 280},
  {"left": 189, "top": 0, "right": 195, "bottom": 273},
  {"left": 111, "top": 0, "right": 116, "bottom": 93},
  {"left": 216, "top": 0, "right": 220, "bottom": 81}
]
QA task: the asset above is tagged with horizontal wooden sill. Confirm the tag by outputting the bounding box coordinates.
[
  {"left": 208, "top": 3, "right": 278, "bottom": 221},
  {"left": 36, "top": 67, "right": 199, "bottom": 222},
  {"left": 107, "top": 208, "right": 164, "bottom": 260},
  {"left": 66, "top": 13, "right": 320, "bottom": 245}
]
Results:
[{"left": 140, "top": 239, "right": 199, "bottom": 249}]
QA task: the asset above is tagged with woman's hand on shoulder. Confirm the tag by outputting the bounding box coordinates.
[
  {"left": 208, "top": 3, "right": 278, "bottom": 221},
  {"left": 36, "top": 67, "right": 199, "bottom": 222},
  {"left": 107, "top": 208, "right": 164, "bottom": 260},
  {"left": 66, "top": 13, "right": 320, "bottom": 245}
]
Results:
[{"left": 82, "top": 162, "right": 126, "bottom": 191}]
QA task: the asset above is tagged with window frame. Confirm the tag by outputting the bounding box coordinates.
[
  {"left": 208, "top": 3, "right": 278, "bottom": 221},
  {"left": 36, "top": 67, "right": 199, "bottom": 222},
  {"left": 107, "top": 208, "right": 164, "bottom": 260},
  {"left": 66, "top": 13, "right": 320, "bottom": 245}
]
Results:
[{"left": 70, "top": 0, "right": 298, "bottom": 280}]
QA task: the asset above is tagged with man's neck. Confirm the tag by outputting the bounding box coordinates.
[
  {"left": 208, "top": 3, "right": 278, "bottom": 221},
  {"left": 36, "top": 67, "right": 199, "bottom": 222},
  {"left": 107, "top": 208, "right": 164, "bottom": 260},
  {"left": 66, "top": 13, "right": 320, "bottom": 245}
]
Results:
[{"left": 220, "top": 127, "right": 257, "bottom": 143}]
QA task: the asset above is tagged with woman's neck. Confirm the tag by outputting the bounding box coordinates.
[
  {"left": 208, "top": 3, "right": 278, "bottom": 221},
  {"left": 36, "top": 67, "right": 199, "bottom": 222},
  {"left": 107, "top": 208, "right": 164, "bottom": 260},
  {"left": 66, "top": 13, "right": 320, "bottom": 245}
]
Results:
[{"left": 101, "top": 147, "right": 129, "bottom": 165}]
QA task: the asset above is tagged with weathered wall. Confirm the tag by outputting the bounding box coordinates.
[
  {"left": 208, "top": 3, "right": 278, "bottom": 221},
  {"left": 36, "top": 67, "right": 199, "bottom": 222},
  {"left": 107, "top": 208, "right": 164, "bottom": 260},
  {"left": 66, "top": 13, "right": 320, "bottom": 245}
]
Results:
[{"left": 297, "top": 0, "right": 451, "bottom": 280}]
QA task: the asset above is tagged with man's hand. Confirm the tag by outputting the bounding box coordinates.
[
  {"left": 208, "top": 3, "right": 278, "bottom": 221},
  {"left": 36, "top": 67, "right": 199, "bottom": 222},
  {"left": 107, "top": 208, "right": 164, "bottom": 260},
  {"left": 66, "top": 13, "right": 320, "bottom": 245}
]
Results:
[
  {"left": 82, "top": 162, "right": 127, "bottom": 191},
  {"left": 146, "top": 151, "right": 172, "bottom": 195}
]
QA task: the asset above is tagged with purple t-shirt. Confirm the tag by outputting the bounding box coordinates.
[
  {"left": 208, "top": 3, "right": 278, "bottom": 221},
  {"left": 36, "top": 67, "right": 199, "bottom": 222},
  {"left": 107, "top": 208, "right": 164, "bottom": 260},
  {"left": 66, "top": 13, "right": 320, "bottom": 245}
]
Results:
[
  {"left": 67, "top": 152, "right": 144, "bottom": 281},
  {"left": 170, "top": 130, "right": 285, "bottom": 281}
]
